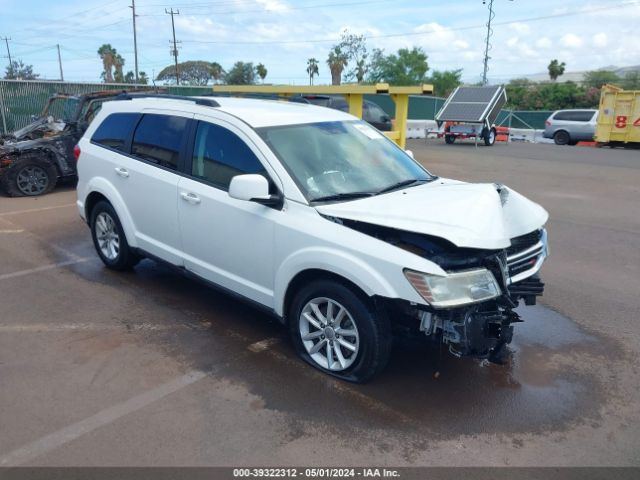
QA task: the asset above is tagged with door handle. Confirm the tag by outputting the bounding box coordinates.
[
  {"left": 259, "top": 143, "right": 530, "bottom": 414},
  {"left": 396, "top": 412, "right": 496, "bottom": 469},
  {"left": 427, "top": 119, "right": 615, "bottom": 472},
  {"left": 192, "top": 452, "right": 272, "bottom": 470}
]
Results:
[
  {"left": 180, "top": 192, "right": 201, "bottom": 205},
  {"left": 115, "top": 167, "right": 129, "bottom": 178}
]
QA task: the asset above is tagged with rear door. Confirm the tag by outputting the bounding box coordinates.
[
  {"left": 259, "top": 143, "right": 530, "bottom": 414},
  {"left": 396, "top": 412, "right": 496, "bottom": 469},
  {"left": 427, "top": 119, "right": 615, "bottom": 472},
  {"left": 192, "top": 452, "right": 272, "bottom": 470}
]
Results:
[
  {"left": 177, "top": 116, "right": 279, "bottom": 308},
  {"left": 114, "top": 110, "right": 192, "bottom": 265}
]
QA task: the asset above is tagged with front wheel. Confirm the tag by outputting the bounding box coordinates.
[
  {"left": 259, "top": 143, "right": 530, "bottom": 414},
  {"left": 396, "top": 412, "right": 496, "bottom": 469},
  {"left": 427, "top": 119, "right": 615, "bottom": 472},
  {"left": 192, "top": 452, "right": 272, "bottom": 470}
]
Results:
[
  {"left": 90, "top": 201, "right": 140, "bottom": 270},
  {"left": 288, "top": 280, "right": 392, "bottom": 383},
  {"left": 444, "top": 135, "right": 456, "bottom": 144}
]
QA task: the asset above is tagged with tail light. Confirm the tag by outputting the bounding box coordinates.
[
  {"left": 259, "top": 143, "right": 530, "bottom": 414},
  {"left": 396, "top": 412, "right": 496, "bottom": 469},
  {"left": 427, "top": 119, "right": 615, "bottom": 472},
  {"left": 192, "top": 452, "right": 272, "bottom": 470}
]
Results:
[
  {"left": 545, "top": 120, "right": 551, "bottom": 127},
  {"left": 73, "top": 144, "right": 81, "bottom": 162}
]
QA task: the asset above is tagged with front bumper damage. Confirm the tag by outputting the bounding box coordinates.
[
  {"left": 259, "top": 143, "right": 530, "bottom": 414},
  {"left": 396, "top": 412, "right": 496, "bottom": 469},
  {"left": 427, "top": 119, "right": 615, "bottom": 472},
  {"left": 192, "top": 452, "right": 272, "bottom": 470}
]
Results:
[{"left": 397, "top": 228, "right": 549, "bottom": 362}]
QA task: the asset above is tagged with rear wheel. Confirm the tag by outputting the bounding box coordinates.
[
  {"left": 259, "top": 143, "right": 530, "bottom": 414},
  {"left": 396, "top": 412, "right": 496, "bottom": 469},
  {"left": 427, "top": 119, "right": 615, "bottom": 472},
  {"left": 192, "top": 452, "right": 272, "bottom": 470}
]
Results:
[
  {"left": 1, "top": 158, "right": 58, "bottom": 197},
  {"left": 90, "top": 201, "right": 140, "bottom": 270},
  {"left": 288, "top": 279, "right": 391, "bottom": 383},
  {"left": 444, "top": 135, "right": 456, "bottom": 144},
  {"left": 553, "top": 130, "right": 570, "bottom": 146}
]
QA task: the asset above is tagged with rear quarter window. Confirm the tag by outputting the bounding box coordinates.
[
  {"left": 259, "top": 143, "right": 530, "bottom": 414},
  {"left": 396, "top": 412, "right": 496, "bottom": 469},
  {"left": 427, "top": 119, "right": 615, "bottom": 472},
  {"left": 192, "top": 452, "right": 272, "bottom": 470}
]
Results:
[
  {"left": 553, "top": 111, "right": 595, "bottom": 122},
  {"left": 91, "top": 113, "right": 141, "bottom": 152}
]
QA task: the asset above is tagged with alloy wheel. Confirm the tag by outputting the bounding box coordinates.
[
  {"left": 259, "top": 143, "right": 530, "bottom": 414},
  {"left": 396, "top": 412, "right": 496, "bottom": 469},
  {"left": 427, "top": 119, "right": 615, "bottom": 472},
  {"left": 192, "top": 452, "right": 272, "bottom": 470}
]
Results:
[
  {"left": 95, "top": 212, "right": 120, "bottom": 261},
  {"left": 16, "top": 165, "right": 49, "bottom": 196},
  {"left": 299, "top": 297, "right": 360, "bottom": 371}
]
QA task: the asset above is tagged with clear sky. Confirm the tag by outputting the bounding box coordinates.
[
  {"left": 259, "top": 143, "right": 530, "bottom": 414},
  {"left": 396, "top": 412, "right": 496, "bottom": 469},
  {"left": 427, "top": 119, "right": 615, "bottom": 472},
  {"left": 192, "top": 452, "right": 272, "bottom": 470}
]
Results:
[{"left": 2, "top": 0, "right": 640, "bottom": 84}]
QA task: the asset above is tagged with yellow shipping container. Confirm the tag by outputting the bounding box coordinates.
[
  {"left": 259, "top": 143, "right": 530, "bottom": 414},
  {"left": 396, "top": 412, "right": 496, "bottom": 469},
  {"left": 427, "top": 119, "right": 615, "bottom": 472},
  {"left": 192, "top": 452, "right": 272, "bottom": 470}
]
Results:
[{"left": 595, "top": 84, "right": 640, "bottom": 146}]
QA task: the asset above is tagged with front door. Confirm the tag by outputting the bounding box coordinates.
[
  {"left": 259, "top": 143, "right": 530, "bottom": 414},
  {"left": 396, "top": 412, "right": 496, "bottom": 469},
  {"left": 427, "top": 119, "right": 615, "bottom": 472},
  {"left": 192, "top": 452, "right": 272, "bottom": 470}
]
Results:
[{"left": 177, "top": 117, "right": 278, "bottom": 308}]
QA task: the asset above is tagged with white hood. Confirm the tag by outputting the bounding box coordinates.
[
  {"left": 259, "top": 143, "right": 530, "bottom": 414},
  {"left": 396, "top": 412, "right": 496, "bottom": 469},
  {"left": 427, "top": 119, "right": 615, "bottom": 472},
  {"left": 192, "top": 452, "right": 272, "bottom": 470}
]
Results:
[{"left": 315, "top": 179, "right": 548, "bottom": 250}]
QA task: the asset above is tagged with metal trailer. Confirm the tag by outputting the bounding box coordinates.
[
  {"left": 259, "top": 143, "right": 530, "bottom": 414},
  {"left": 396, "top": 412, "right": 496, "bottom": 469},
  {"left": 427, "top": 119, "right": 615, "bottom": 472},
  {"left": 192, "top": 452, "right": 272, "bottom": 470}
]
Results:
[
  {"left": 595, "top": 84, "right": 640, "bottom": 148},
  {"left": 435, "top": 85, "right": 507, "bottom": 146}
]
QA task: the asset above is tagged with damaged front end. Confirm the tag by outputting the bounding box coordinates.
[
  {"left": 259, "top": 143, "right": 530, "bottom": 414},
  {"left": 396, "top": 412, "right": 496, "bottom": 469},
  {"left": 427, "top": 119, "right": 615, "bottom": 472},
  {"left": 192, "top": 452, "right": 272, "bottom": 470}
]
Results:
[{"left": 340, "top": 218, "right": 548, "bottom": 362}]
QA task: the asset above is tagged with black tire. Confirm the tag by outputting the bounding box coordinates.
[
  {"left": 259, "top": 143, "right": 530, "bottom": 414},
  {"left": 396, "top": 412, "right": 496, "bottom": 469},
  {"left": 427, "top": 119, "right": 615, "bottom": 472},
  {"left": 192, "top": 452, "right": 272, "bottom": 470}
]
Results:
[
  {"left": 553, "top": 130, "right": 570, "bottom": 146},
  {"left": 288, "top": 279, "right": 392, "bottom": 383},
  {"left": 444, "top": 135, "right": 456, "bottom": 144},
  {"left": 483, "top": 127, "right": 497, "bottom": 146},
  {"left": 1, "top": 157, "right": 58, "bottom": 197},
  {"left": 90, "top": 200, "right": 140, "bottom": 270}
]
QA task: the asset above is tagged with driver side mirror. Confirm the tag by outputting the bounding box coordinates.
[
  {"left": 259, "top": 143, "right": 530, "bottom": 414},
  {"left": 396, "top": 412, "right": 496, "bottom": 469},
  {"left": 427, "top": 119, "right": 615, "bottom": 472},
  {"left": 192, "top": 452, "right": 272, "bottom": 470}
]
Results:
[{"left": 228, "top": 174, "right": 282, "bottom": 208}]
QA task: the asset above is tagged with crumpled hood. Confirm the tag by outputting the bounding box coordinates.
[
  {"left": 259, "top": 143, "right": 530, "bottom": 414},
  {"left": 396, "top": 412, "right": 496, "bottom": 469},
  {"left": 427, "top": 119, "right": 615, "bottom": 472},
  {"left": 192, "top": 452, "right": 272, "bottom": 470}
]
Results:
[{"left": 315, "top": 179, "right": 548, "bottom": 250}]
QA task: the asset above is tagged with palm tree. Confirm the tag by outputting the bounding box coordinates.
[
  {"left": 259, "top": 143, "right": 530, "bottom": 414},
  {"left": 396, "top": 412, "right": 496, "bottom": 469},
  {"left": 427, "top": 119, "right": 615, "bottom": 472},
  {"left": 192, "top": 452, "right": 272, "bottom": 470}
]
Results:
[
  {"left": 113, "top": 54, "right": 125, "bottom": 83},
  {"left": 97, "top": 44, "right": 117, "bottom": 82},
  {"left": 327, "top": 47, "right": 348, "bottom": 86},
  {"left": 306, "top": 58, "right": 319, "bottom": 86},
  {"left": 210, "top": 62, "right": 225, "bottom": 84},
  {"left": 255, "top": 63, "right": 267, "bottom": 83}
]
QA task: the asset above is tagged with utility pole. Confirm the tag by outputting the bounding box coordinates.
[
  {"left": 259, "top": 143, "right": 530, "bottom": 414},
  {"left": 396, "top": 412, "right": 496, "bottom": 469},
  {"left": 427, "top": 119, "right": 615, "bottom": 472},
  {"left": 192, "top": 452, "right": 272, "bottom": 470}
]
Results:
[
  {"left": 56, "top": 44, "right": 64, "bottom": 81},
  {"left": 165, "top": 8, "right": 180, "bottom": 85},
  {"left": 481, "top": 0, "right": 513, "bottom": 85},
  {"left": 2, "top": 37, "right": 12, "bottom": 72},
  {"left": 130, "top": 0, "right": 139, "bottom": 83}
]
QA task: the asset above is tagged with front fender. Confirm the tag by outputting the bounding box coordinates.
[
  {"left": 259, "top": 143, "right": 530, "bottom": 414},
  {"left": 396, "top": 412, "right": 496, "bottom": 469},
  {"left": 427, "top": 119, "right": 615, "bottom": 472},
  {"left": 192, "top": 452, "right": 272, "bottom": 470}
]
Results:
[
  {"left": 274, "top": 246, "right": 418, "bottom": 317},
  {"left": 82, "top": 178, "right": 138, "bottom": 248}
]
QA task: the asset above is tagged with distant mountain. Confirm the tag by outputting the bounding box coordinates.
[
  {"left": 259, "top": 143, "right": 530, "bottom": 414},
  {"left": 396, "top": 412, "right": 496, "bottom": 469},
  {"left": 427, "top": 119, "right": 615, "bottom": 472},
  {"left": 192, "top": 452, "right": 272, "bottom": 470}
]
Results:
[{"left": 518, "top": 65, "right": 640, "bottom": 83}]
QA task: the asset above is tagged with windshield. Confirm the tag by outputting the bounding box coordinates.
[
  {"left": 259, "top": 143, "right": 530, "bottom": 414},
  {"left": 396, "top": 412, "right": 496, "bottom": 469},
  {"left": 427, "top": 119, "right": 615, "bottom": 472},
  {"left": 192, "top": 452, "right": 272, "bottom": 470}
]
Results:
[
  {"left": 258, "top": 120, "right": 434, "bottom": 202},
  {"left": 43, "top": 97, "right": 80, "bottom": 123}
]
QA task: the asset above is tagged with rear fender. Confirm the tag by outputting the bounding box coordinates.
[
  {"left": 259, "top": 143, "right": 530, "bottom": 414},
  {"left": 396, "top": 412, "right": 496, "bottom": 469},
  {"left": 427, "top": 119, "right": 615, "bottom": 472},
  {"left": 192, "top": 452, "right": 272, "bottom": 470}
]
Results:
[{"left": 84, "top": 178, "right": 138, "bottom": 248}]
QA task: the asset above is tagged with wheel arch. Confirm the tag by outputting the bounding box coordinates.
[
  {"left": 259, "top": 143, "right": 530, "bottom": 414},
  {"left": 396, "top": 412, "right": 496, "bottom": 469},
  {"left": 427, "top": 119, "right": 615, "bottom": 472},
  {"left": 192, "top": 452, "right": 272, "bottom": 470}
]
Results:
[{"left": 83, "top": 179, "right": 138, "bottom": 248}]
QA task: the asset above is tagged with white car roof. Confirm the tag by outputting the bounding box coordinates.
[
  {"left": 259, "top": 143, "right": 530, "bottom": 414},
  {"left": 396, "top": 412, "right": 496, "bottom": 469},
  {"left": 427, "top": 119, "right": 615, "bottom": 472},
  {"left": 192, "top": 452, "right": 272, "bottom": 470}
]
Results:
[
  {"left": 104, "top": 95, "right": 356, "bottom": 128},
  {"left": 197, "top": 96, "right": 355, "bottom": 128}
]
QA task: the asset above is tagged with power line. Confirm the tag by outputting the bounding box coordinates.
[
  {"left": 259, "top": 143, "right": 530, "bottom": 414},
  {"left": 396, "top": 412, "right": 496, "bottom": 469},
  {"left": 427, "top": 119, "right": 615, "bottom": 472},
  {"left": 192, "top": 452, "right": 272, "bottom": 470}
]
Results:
[{"left": 165, "top": 8, "right": 180, "bottom": 85}]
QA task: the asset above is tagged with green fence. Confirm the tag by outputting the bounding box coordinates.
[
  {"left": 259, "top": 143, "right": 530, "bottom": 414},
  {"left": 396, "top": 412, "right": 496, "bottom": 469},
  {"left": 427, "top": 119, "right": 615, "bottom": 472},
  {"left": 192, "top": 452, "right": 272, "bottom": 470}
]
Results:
[
  {"left": 0, "top": 80, "right": 212, "bottom": 134},
  {"left": 0, "top": 80, "right": 553, "bottom": 134}
]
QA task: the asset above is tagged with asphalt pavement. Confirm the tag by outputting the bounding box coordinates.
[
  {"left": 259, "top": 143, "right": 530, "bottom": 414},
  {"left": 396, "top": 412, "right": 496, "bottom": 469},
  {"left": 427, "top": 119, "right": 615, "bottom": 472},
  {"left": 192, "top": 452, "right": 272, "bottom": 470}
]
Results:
[{"left": 0, "top": 140, "right": 638, "bottom": 467}]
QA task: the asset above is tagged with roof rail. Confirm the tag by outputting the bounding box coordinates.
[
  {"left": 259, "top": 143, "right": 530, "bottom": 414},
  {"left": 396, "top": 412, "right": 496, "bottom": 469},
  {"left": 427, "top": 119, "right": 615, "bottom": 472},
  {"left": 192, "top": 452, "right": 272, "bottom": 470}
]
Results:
[{"left": 114, "top": 93, "right": 220, "bottom": 107}]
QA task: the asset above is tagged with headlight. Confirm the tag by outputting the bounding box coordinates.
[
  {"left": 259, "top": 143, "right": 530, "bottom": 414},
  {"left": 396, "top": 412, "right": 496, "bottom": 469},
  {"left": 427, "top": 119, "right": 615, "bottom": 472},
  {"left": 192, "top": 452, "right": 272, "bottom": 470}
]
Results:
[{"left": 404, "top": 268, "right": 501, "bottom": 308}]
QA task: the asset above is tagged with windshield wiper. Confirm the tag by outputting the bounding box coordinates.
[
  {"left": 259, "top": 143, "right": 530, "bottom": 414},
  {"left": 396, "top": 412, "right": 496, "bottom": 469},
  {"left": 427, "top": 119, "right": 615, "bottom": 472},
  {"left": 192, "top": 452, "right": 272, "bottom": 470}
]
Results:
[
  {"left": 375, "top": 178, "right": 430, "bottom": 195},
  {"left": 310, "top": 192, "right": 376, "bottom": 203}
]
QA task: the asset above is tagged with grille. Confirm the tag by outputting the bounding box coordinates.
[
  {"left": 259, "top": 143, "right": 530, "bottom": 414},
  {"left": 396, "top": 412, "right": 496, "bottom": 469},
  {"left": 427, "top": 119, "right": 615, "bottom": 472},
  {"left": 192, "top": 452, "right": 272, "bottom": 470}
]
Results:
[{"left": 506, "top": 230, "right": 541, "bottom": 256}]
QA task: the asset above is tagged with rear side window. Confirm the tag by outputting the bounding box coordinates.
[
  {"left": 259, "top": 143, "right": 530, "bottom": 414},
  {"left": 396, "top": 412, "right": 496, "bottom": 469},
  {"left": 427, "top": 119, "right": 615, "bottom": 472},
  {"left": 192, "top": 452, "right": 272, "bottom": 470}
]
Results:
[
  {"left": 553, "top": 110, "right": 594, "bottom": 122},
  {"left": 131, "top": 114, "right": 189, "bottom": 170},
  {"left": 191, "top": 121, "right": 266, "bottom": 189},
  {"left": 91, "top": 113, "right": 140, "bottom": 152}
]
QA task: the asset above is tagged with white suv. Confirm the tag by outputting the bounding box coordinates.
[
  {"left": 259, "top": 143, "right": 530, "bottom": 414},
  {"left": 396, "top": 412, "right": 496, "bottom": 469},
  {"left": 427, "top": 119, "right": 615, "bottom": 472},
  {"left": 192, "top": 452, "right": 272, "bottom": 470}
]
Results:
[{"left": 76, "top": 95, "right": 549, "bottom": 382}]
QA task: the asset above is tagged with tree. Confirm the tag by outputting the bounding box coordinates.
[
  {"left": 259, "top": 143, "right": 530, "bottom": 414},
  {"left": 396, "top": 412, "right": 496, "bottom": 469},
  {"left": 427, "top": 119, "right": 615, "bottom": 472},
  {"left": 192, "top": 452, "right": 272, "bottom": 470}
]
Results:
[
  {"left": 210, "top": 62, "right": 224, "bottom": 84},
  {"left": 327, "top": 46, "right": 348, "bottom": 85},
  {"left": 138, "top": 71, "right": 149, "bottom": 85},
  {"left": 504, "top": 79, "right": 598, "bottom": 110},
  {"left": 622, "top": 71, "right": 640, "bottom": 90},
  {"left": 583, "top": 70, "right": 621, "bottom": 89},
  {"left": 548, "top": 59, "right": 566, "bottom": 81},
  {"left": 428, "top": 69, "right": 463, "bottom": 97},
  {"left": 113, "top": 54, "right": 125, "bottom": 83},
  {"left": 4, "top": 60, "right": 39, "bottom": 80},
  {"left": 306, "top": 58, "right": 319, "bottom": 86},
  {"left": 98, "top": 44, "right": 118, "bottom": 82},
  {"left": 340, "top": 30, "right": 368, "bottom": 83},
  {"left": 225, "top": 61, "right": 256, "bottom": 85},
  {"left": 366, "top": 47, "right": 429, "bottom": 85},
  {"left": 156, "top": 61, "right": 222, "bottom": 85},
  {"left": 255, "top": 63, "right": 267, "bottom": 83}
]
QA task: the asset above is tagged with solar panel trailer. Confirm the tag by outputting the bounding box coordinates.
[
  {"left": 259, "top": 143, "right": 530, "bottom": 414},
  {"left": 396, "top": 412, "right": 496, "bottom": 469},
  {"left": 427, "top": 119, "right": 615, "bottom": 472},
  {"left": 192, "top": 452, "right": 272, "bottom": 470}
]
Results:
[{"left": 435, "top": 85, "right": 507, "bottom": 146}]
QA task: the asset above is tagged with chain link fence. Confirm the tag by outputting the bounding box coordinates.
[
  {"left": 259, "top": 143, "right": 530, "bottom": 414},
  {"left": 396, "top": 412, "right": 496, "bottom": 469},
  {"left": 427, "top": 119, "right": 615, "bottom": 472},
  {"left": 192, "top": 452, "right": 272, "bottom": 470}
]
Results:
[
  {"left": 0, "top": 80, "right": 212, "bottom": 134},
  {"left": 0, "top": 80, "right": 553, "bottom": 135}
]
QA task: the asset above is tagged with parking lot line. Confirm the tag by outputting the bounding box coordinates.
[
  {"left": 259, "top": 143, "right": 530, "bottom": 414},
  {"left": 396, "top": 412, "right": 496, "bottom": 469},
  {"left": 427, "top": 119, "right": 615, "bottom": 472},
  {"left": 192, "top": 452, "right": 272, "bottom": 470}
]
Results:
[
  {"left": 0, "top": 370, "right": 208, "bottom": 467},
  {"left": 0, "top": 203, "right": 76, "bottom": 217},
  {"left": 0, "top": 258, "right": 90, "bottom": 282}
]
